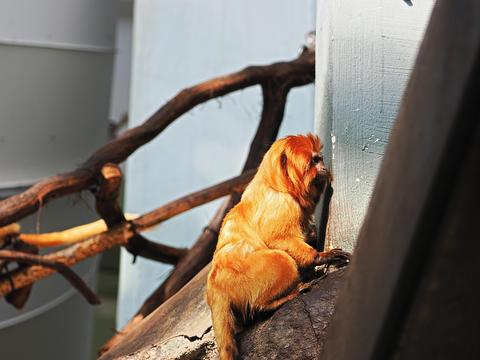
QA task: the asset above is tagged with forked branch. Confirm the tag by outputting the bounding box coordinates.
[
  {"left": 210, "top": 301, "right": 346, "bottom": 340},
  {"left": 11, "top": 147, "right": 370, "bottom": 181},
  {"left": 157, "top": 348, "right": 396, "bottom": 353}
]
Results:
[
  {"left": 0, "top": 250, "right": 100, "bottom": 305},
  {"left": 100, "top": 73, "right": 304, "bottom": 354}
]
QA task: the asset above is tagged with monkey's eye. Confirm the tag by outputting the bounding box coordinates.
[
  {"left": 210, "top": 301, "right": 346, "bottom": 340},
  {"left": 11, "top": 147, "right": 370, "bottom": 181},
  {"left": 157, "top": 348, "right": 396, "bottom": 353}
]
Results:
[{"left": 312, "top": 154, "right": 323, "bottom": 164}]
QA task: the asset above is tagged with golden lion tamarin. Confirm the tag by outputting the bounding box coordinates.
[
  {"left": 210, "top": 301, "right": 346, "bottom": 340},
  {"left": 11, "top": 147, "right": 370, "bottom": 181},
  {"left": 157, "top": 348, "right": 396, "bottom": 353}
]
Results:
[{"left": 206, "top": 134, "right": 349, "bottom": 360}]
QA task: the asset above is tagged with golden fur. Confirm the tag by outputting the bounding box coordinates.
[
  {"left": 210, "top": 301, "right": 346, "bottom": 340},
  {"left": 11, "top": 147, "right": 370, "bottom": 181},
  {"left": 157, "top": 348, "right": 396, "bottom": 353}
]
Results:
[{"left": 206, "top": 134, "right": 346, "bottom": 360}]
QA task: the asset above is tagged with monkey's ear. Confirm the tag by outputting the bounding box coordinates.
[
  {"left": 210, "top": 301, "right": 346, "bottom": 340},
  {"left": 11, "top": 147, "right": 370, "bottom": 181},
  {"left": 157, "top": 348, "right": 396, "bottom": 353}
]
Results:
[
  {"left": 280, "top": 151, "right": 287, "bottom": 167},
  {"left": 279, "top": 151, "right": 295, "bottom": 192},
  {"left": 280, "top": 151, "right": 289, "bottom": 178}
]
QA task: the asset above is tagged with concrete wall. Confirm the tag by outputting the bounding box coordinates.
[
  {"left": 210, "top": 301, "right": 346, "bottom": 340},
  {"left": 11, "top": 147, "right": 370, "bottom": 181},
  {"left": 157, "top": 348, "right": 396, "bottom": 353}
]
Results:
[
  {"left": 118, "top": 0, "right": 316, "bottom": 327},
  {"left": 315, "top": 0, "right": 435, "bottom": 251}
]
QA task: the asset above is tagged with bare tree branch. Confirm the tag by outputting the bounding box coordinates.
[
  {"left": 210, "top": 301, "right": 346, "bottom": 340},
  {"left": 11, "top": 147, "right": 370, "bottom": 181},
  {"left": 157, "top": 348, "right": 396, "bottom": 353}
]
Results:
[
  {"left": 0, "top": 52, "right": 315, "bottom": 352},
  {"left": 0, "top": 250, "right": 100, "bottom": 305},
  {"left": 125, "top": 234, "right": 189, "bottom": 264},
  {"left": 0, "top": 52, "right": 314, "bottom": 227},
  {"left": 100, "top": 72, "right": 304, "bottom": 354},
  {"left": 0, "top": 170, "right": 255, "bottom": 297}
]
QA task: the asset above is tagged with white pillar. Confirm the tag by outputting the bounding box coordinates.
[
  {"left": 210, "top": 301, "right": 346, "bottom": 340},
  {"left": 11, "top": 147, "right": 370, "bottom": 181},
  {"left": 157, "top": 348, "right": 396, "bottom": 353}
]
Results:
[{"left": 315, "top": 0, "right": 435, "bottom": 251}]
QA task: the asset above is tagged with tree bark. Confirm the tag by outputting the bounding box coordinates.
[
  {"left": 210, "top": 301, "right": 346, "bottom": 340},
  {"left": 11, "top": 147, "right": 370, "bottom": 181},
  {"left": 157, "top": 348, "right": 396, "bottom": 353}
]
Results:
[{"left": 99, "top": 266, "right": 347, "bottom": 360}]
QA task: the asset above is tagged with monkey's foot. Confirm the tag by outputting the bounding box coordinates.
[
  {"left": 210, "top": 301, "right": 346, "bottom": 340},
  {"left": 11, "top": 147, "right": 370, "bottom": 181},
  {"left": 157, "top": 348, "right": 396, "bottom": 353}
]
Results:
[{"left": 315, "top": 248, "right": 351, "bottom": 269}]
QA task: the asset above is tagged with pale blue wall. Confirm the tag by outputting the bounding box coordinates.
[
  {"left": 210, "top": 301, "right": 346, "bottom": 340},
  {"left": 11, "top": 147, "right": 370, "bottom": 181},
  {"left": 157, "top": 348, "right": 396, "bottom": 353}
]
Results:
[{"left": 117, "top": 0, "right": 316, "bottom": 327}]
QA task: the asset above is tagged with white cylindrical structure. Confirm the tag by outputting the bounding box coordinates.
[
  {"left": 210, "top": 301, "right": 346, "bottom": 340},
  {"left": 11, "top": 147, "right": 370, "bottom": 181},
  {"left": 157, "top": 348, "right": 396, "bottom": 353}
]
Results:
[
  {"left": 0, "top": 196, "right": 100, "bottom": 359},
  {"left": 0, "top": 1, "right": 116, "bottom": 358},
  {"left": 0, "top": 0, "right": 116, "bottom": 187}
]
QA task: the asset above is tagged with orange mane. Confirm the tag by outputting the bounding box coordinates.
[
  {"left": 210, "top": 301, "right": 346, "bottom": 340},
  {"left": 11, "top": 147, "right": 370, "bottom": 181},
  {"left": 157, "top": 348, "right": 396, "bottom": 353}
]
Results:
[{"left": 255, "top": 133, "right": 322, "bottom": 208}]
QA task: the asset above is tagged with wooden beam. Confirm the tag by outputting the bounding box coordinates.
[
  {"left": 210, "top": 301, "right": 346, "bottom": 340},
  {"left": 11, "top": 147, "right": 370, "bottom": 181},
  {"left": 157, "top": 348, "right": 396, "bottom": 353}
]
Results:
[{"left": 321, "top": 1, "right": 480, "bottom": 359}]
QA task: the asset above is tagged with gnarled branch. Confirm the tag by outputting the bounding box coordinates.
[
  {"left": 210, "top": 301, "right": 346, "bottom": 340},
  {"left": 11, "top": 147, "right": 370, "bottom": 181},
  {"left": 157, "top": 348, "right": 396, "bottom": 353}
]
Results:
[
  {"left": 0, "top": 52, "right": 314, "bottom": 227},
  {"left": 100, "top": 69, "right": 305, "bottom": 354},
  {"left": 0, "top": 170, "right": 255, "bottom": 298},
  {"left": 0, "top": 250, "right": 100, "bottom": 305}
]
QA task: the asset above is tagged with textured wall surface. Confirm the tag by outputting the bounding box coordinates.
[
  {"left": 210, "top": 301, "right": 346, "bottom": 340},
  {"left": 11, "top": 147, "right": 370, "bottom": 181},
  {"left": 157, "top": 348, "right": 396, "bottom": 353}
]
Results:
[{"left": 315, "top": 0, "right": 435, "bottom": 251}]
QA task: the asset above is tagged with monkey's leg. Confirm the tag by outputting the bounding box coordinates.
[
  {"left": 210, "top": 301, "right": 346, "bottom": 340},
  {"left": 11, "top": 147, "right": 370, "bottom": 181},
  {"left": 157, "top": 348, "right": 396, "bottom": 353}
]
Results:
[
  {"left": 271, "top": 237, "right": 318, "bottom": 269},
  {"left": 257, "top": 282, "right": 311, "bottom": 312},
  {"left": 243, "top": 249, "right": 302, "bottom": 312},
  {"left": 259, "top": 292, "right": 299, "bottom": 311}
]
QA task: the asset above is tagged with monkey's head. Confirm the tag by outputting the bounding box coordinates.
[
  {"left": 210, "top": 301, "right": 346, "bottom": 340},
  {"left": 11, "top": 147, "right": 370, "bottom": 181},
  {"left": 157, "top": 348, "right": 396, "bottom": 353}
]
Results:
[{"left": 258, "top": 134, "right": 329, "bottom": 209}]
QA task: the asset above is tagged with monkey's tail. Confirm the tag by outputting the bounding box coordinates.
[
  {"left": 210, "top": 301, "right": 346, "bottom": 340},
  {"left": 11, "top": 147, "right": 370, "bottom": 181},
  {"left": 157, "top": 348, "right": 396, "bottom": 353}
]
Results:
[{"left": 210, "top": 294, "right": 237, "bottom": 360}]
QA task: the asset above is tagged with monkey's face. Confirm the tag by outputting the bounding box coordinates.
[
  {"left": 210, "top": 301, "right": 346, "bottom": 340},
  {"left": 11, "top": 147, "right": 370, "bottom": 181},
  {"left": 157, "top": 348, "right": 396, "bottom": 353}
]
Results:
[
  {"left": 261, "top": 134, "right": 329, "bottom": 208},
  {"left": 308, "top": 152, "right": 329, "bottom": 203}
]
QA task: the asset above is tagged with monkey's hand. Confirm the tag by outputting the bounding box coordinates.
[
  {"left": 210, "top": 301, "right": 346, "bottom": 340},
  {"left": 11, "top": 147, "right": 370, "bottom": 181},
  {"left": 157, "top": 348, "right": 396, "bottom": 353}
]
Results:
[{"left": 314, "top": 248, "right": 351, "bottom": 268}]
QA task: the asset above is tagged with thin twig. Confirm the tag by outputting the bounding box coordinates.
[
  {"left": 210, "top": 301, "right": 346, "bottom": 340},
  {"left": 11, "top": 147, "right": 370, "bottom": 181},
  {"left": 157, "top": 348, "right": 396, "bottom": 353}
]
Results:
[
  {"left": 0, "top": 250, "right": 100, "bottom": 305},
  {"left": 3, "top": 241, "right": 38, "bottom": 309},
  {"left": 93, "top": 163, "right": 126, "bottom": 227},
  {"left": 17, "top": 214, "right": 138, "bottom": 248}
]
